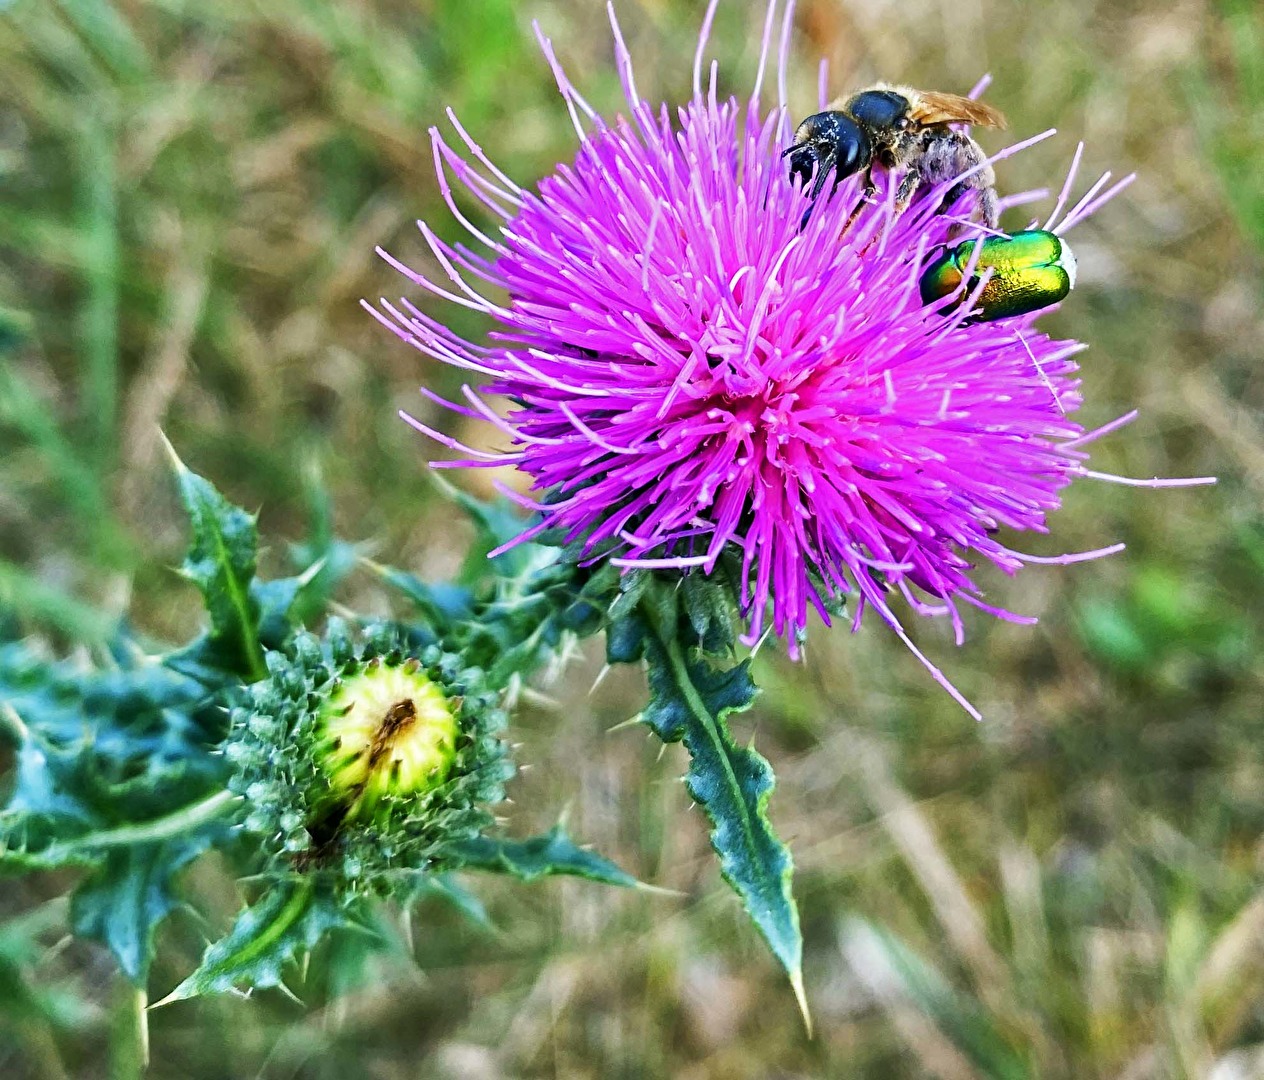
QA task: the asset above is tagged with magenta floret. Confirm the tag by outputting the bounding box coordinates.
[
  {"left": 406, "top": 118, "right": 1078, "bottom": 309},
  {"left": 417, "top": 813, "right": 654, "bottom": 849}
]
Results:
[{"left": 369, "top": 0, "right": 1204, "bottom": 717}]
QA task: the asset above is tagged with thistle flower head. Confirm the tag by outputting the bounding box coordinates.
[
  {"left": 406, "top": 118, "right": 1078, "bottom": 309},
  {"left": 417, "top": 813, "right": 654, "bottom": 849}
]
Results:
[
  {"left": 225, "top": 621, "right": 511, "bottom": 891},
  {"left": 369, "top": 1, "right": 1201, "bottom": 716}
]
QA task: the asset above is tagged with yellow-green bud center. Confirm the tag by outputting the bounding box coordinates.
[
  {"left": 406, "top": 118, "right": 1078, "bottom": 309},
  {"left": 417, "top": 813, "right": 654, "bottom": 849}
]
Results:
[{"left": 318, "top": 659, "right": 459, "bottom": 817}]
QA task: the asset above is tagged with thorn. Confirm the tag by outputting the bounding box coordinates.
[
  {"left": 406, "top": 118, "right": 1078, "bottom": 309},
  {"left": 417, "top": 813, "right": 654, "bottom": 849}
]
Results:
[
  {"left": 358, "top": 555, "right": 389, "bottom": 577},
  {"left": 790, "top": 969, "right": 814, "bottom": 1038},
  {"left": 149, "top": 985, "right": 188, "bottom": 1011},
  {"left": 295, "top": 557, "right": 327, "bottom": 587},
  {"left": 157, "top": 429, "right": 185, "bottom": 473},
  {"left": 427, "top": 472, "right": 462, "bottom": 501},
  {"left": 556, "top": 799, "right": 575, "bottom": 829},
  {"left": 518, "top": 687, "right": 560, "bottom": 710},
  {"left": 607, "top": 712, "right": 644, "bottom": 733},
  {"left": 274, "top": 979, "right": 303, "bottom": 1006},
  {"left": 400, "top": 906, "right": 415, "bottom": 954},
  {"left": 0, "top": 702, "right": 30, "bottom": 742},
  {"left": 748, "top": 625, "right": 775, "bottom": 660},
  {"left": 589, "top": 663, "right": 613, "bottom": 696},
  {"left": 328, "top": 600, "right": 360, "bottom": 622},
  {"left": 634, "top": 881, "right": 688, "bottom": 898}
]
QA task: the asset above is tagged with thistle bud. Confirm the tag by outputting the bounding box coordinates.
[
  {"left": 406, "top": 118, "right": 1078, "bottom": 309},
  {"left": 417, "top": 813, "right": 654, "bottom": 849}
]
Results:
[
  {"left": 223, "top": 624, "right": 511, "bottom": 895},
  {"left": 315, "top": 657, "right": 459, "bottom": 820}
]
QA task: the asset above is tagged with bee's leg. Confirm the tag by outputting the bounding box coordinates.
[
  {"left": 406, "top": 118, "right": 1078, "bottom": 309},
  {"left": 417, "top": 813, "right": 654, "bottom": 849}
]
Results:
[
  {"left": 944, "top": 175, "right": 999, "bottom": 236},
  {"left": 839, "top": 173, "right": 878, "bottom": 238},
  {"left": 976, "top": 184, "right": 999, "bottom": 231},
  {"left": 854, "top": 169, "right": 920, "bottom": 255},
  {"left": 892, "top": 168, "right": 921, "bottom": 216},
  {"left": 952, "top": 137, "right": 999, "bottom": 230}
]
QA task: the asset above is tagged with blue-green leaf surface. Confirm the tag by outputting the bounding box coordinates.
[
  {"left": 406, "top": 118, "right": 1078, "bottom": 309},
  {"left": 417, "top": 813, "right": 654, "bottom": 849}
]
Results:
[
  {"left": 153, "top": 881, "right": 352, "bottom": 1004},
  {"left": 0, "top": 637, "right": 230, "bottom": 983},
  {"left": 69, "top": 838, "right": 212, "bottom": 984},
  {"left": 446, "top": 824, "right": 642, "bottom": 889},
  {"left": 163, "top": 439, "right": 266, "bottom": 682},
  {"left": 610, "top": 583, "right": 806, "bottom": 1022}
]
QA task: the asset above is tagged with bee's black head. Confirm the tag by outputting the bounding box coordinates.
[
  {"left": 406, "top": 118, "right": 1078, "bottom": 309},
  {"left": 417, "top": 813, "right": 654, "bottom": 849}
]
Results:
[
  {"left": 784, "top": 111, "right": 872, "bottom": 200},
  {"left": 845, "top": 89, "right": 910, "bottom": 131}
]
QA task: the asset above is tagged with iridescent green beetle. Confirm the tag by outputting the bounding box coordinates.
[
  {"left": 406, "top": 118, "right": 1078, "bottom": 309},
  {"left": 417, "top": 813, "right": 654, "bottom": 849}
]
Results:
[{"left": 919, "top": 229, "right": 1077, "bottom": 322}]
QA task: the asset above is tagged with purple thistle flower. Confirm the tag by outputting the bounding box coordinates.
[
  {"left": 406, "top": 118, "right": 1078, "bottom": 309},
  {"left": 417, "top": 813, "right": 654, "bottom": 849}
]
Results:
[{"left": 368, "top": 0, "right": 1213, "bottom": 718}]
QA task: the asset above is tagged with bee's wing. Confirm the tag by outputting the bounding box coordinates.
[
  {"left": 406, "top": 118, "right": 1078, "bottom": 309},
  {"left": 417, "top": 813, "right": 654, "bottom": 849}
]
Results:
[{"left": 909, "top": 92, "right": 1007, "bottom": 130}]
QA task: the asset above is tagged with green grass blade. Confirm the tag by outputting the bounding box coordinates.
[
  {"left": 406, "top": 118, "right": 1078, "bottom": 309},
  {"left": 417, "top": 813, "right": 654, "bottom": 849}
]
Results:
[{"left": 76, "top": 109, "right": 119, "bottom": 475}]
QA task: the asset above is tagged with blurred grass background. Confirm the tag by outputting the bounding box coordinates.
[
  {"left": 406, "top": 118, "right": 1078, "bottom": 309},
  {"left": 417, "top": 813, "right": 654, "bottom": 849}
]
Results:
[{"left": 1, "top": 0, "right": 1262, "bottom": 1076}]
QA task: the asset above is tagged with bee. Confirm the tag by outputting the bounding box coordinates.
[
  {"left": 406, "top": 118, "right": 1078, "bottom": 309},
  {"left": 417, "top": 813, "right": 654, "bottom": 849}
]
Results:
[
  {"left": 919, "top": 229, "right": 1077, "bottom": 322},
  {"left": 784, "top": 84, "right": 1007, "bottom": 230}
]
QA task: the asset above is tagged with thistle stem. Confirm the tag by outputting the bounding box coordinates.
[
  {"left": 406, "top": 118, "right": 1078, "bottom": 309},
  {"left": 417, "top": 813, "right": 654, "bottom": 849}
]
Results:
[
  {"left": 49, "top": 790, "right": 237, "bottom": 854},
  {"left": 111, "top": 984, "right": 149, "bottom": 1077}
]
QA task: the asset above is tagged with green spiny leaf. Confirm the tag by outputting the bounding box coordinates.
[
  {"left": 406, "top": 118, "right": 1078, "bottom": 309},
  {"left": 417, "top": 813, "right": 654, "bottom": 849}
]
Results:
[
  {"left": 152, "top": 881, "right": 350, "bottom": 1004},
  {"left": 162, "top": 437, "right": 266, "bottom": 682},
  {"left": 407, "top": 873, "right": 493, "bottom": 930},
  {"left": 445, "top": 824, "right": 642, "bottom": 889},
  {"left": 615, "top": 581, "right": 807, "bottom": 1025},
  {"left": 0, "top": 646, "right": 230, "bottom": 979},
  {"left": 69, "top": 836, "right": 211, "bottom": 985},
  {"left": 0, "top": 640, "right": 228, "bottom": 851},
  {"left": 253, "top": 559, "right": 332, "bottom": 652},
  {"left": 287, "top": 465, "right": 362, "bottom": 625},
  {"left": 680, "top": 568, "right": 739, "bottom": 656},
  {"left": 366, "top": 559, "right": 476, "bottom": 631},
  {"left": 462, "top": 555, "right": 618, "bottom": 688},
  {"left": 1, "top": 637, "right": 230, "bottom": 982}
]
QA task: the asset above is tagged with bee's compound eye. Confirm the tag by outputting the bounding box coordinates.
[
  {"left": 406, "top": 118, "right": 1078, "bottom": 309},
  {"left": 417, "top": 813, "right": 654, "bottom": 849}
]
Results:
[{"left": 812, "top": 113, "right": 870, "bottom": 178}]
